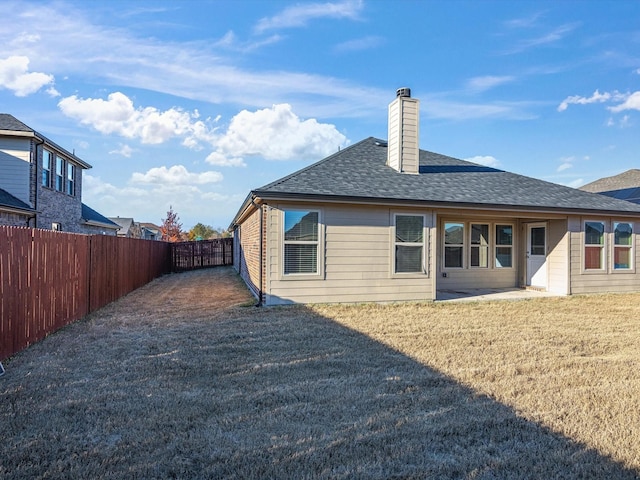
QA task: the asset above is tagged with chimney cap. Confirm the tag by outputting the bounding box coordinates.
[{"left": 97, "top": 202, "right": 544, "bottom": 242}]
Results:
[{"left": 396, "top": 87, "right": 411, "bottom": 98}]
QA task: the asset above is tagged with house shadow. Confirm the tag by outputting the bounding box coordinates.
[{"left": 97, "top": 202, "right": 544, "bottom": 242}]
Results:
[{"left": 200, "top": 301, "right": 638, "bottom": 479}]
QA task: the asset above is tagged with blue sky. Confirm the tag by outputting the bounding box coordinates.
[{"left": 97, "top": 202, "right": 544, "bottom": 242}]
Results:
[{"left": 1, "top": 0, "right": 639, "bottom": 230}]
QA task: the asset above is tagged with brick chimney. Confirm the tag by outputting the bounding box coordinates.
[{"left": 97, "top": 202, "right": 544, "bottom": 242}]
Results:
[{"left": 387, "top": 87, "right": 419, "bottom": 174}]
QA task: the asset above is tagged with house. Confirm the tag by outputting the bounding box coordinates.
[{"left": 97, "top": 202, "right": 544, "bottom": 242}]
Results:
[
  {"left": 109, "top": 217, "right": 142, "bottom": 238},
  {"left": 580, "top": 169, "right": 640, "bottom": 204},
  {"left": 230, "top": 88, "right": 640, "bottom": 305},
  {"left": 0, "top": 113, "right": 118, "bottom": 235}
]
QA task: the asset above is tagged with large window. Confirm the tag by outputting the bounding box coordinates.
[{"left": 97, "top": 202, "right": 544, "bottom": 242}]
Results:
[
  {"left": 55, "top": 156, "right": 64, "bottom": 191},
  {"left": 470, "top": 223, "right": 489, "bottom": 268},
  {"left": 283, "top": 210, "right": 319, "bottom": 275},
  {"left": 42, "top": 149, "right": 53, "bottom": 187},
  {"left": 585, "top": 221, "right": 605, "bottom": 270},
  {"left": 444, "top": 222, "right": 464, "bottom": 268},
  {"left": 394, "top": 215, "right": 424, "bottom": 273},
  {"left": 614, "top": 222, "right": 633, "bottom": 270},
  {"left": 495, "top": 225, "right": 513, "bottom": 268}
]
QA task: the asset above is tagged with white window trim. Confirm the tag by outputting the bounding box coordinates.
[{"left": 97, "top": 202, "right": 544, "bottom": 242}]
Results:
[
  {"left": 582, "top": 220, "right": 607, "bottom": 273},
  {"left": 611, "top": 221, "right": 635, "bottom": 273},
  {"left": 391, "top": 212, "right": 428, "bottom": 277},
  {"left": 469, "top": 223, "right": 490, "bottom": 269},
  {"left": 443, "top": 221, "right": 465, "bottom": 270},
  {"left": 280, "top": 208, "right": 323, "bottom": 280},
  {"left": 494, "top": 223, "right": 514, "bottom": 269}
]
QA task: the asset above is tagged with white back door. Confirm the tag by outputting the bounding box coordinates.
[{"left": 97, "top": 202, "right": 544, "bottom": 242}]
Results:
[{"left": 526, "top": 223, "right": 547, "bottom": 288}]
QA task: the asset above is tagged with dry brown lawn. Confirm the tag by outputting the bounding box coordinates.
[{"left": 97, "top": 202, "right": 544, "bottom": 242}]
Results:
[{"left": 2, "top": 267, "right": 640, "bottom": 479}]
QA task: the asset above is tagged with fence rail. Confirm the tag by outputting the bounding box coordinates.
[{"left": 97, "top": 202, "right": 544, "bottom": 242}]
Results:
[
  {"left": 0, "top": 226, "right": 171, "bottom": 360},
  {"left": 171, "top": 238, "right": 233, "bottom": 272}
]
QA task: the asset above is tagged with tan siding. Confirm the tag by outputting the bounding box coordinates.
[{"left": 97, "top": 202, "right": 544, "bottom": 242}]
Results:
[
  {"left": 265, "top": 203, "right": 433, "bottom": 305},
  {"left": 547, "top": 219, "right": 569, "bottom": 294},
  {"left": 237, "top": 206, "right": 263, "bottom": 299}
]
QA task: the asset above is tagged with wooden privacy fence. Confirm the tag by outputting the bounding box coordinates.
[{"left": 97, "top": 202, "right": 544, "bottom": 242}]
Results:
[
  {"left": 0, "top": 226, "right": 171, "bottom": 360},
  {"left": 171, "top": 238, "right": 233, "bottom": 272}
]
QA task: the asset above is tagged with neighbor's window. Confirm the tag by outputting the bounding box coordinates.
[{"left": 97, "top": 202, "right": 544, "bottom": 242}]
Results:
[
  {"left": 52, "top": 222, "right": 62, "bottom": 232},
  {"left": 613, "top": 222, "right": 633, "bottom": 270},
  {"left": 55, "top": 156, "right": 64, "bottom": 192},
  {"left": 395, "top": 215, "right": 424, "bottom": 273},
  {"left": 42, "top": 149, "right": 53, "bottom": 187},
  {"left": 585, "top": 221, "right": 605, "bottom": 270},
  {"left": 66, "top": 163, "right": 75, "bottom": 196},
  {"left": 283, "top": 210, "right": 319, "bottom": 275},
  {"left": 444, "top": 222, "right": 464, "bottom": 268},
  {"left": 470, "top": 223, "right": 489, "bottom": 268},
  {"left": 495, "top": 224, "right": 513, "bottom": 268}
]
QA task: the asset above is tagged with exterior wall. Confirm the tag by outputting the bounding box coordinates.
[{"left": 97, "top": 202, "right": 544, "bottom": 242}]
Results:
[
  {"left": 387, "top": 96, "right": 419, "bottom": 174},
  {"left": 236, "top": 205, "right": 264, "bottom": 300},
  {"left": 547, "top": 218, "right": 570, "bottom": 294},
  {"left": 570, "top": 216, "right": 640, "bottom": 294},
  {"left": 82, "top": 224, "right": 118, "bottom": 236},
  {"left": 436, "top": 215, "right": 519, "bottom": 290},
  {"left": 0, "top": 211, "right": 31, "bottom": 226},
  {"left": 0, "top": 137, "right": 31, "bottom": 205},
  {"left": 264, "top": 203, "right": 434, "bottom": 305}
]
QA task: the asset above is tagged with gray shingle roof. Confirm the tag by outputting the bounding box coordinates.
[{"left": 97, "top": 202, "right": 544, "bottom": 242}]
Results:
[
  {"left": 0, "top": 187, "right": 33, "bottom": 211},
  {"left": 254, "top": 137, "right": 640, "bottom": 214},
  {"left": 82, "top": 204, "right": 119, "bottom": 228},
  {"left": 580, "top": 169, "right": 640, "bottom": 204}
]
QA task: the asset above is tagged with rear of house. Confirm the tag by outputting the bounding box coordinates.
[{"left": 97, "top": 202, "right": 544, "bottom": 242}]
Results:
[{"left": 231, "top": 89, "right": 640, "bottom": 305}]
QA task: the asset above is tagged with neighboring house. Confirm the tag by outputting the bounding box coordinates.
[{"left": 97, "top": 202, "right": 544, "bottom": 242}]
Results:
[
  {"left": 108, "top": 217, "right": 143, "bottom": 238},
  {"left": 230, "top": 88, "right": 640, "bottom": 305},
  {"left": 140, "top": 222, "right": 162, "bottom": 240},
  {"left": 580, "top": 170, "right": 640, "bottom": 204},
  {"left": 0, "top": 113, "right": 118, "bottom": 235}
]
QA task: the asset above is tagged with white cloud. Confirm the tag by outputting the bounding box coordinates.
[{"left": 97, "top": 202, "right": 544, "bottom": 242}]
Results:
[
  {"left": 254, "top": 0, "right": 363, "bottom": 33},
  {"left": 130, "top": 165, "right": 223, "bottom": 185},
  {"left": 465, "top": 155, "right": 501, "bottom": 167},
  {"left": 557, "top": 89, "right": 611, "bottom": 112},
  {"left": 207, "top": 103, "right": 348, "bottom": 166},
  {"left": 609, "top": 91, "right": 640, "bottom": 113},
  {"left": 564, "top": 178, "right": 585, "bottom": 188},
  {"left": 503, "top": 23, "right": 579, "bottom": 54},
  {"left": 58, "top": 92, "right": 217, "bottom": 146},
  {"left": 109, "top": 144, "right": 134, "bottom": 158},
  {"left": 466, "top": 75, "right": 515, "bottom": 92},
  {"left": 0, "top": 55, "right": 55, "bottom": 96},
  {"left": 205, "top": 152, "right": 247, "bottom": 167},
  {"left": 557, "top": 162, "right": 573, "bottom": 172}
]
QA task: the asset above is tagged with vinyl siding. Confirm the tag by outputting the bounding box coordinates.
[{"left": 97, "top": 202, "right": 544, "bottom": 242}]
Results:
[
  {"left": 265, "top": 203, "right": 433, "bottom": 305},
  {"left": 547, "top": 218, "right": 569, "bottom": 294},
  {"left": 0, "top": 137, "right": 31, "bottom": 205},
  {"left": 570, "top": 217, "right": 640, "bottom": 294}
]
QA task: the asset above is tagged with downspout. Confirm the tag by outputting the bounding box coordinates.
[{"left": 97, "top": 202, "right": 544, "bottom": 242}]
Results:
[{"left": 31, "top": 136, "right": 45, "bottom": 228}]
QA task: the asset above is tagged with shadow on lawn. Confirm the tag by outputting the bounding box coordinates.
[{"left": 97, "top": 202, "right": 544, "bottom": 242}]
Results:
[{"left": 2, "top": 298, "right": 639, "bottom": 479}]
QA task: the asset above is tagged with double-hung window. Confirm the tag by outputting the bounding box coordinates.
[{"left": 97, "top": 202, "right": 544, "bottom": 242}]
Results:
[
  {"left": 66, "top": 163, "right": 76, "bottom": 196},
  {"left": 283, "top": 210, "right": 319, "bottom": 275},
  {"left": 55, "top": 156, "right": 64, "bottom": 192},
  {"left": 42, "top": 149, "right": 53, "bottom": 187},
  {"left": 394, "top": 215, "right": 425, "bottom": 273},
  {"left": 444, "top": 222, "right": 464, "bottom": 268},
  {"left": 584, "top": 221, "right": 605, "bottom": 270},
  {"left": 495, "top": 225, "right": 513, "bottom": 268},
  {"left": 613, "top": 222, "right": 633, "bottom": 270},
  {"left": 470, "top": 223, "right": 489, "bottom": 268}
]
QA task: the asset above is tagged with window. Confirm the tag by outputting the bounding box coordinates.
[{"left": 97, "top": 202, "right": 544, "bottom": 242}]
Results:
[
  {"left": 55, "top": 156, "right": 64, "bottom": 191},
  {"left": 444, "top": 222, "right": 464, "bottom": 268},
  {"left": 585, "top": 221, "right": 605, "bottom": 270},
  {"left": 394, "top": 215, "right": 424, "bottom": 273},
  {"left": 495, "top": 225, "right": 513, "bottom": 268},
  {"left": 66, "top": 163, "right": 75, "bottom": 196},
  {"left": 283, "top": 210, "right": 319, "bottom": 275},
  {"left": 614, "top": 222, "right": 633, "bottom": 270},
  {"left": 42, "top": 149, "right": 53, "bottom": 187},
  {"left": 470, "top": 223, "right": 489, "bottom": 268},
  {"left": 52, "top": 222, "right": 62, "bottom": 232}
]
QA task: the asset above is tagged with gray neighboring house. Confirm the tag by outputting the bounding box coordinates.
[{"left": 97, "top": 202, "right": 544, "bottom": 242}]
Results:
[
  {"left": 108, "top": 217, "right": 142, "bottom": 238},
  {"left": 231, "top": 88, "right": 640, "bottom": 305},
  {"left": 580, "top": 170, "right": 640, "bottom": 204},
  {"left": 0, "top": 113, "right": 118, "bottom": 235}
]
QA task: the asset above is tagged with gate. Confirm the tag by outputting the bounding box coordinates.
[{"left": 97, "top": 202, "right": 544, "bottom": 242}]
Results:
[{"left": 171, "top": 238, "right": 233, "bottom": 272}]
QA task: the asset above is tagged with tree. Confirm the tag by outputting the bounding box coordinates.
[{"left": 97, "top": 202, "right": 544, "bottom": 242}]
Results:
[
  {"left": 160, "top": 206, "right": 183, "bottom": 242},
  {"left": 187, "top": 223, "right": 218, "bottom": 241}
]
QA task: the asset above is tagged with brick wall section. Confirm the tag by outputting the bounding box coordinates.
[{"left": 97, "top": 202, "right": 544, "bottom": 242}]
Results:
[
  {"left": 0, "top": 212, "right": 31, "bottom": 226},
  {"left": 237, "top": 205, "right": 265, "bottom": 302}
]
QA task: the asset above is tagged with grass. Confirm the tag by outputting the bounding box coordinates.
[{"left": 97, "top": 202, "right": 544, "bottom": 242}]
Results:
[{"left": 2, "top": 268, "right": 640, "bottom": 479}]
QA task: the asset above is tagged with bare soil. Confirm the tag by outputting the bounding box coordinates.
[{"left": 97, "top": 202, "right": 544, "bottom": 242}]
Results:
[{"left": 2, "top": 267, "right": 640, "bottom": 479}]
